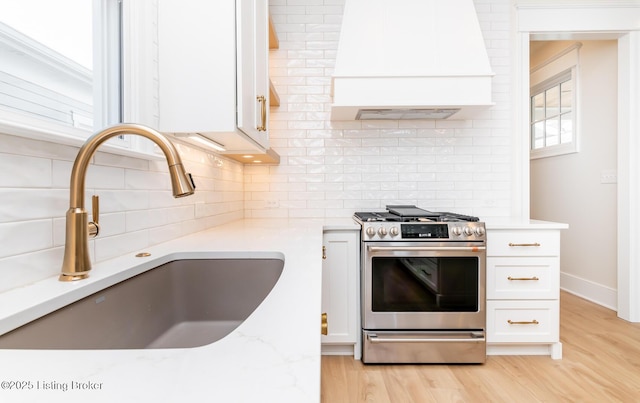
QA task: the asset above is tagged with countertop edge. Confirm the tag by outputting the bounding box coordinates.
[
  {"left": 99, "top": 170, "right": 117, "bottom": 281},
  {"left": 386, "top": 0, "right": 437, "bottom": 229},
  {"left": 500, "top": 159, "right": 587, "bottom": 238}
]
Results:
[{"left": 484, "top": 217, "right": 569, "bottom": 230}]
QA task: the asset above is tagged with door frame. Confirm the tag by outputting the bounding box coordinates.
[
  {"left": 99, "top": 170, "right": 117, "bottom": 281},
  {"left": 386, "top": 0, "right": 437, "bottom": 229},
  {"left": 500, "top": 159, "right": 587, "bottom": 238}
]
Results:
[{"left": 512, "top": 1, "right": 640, "bottom": 321}]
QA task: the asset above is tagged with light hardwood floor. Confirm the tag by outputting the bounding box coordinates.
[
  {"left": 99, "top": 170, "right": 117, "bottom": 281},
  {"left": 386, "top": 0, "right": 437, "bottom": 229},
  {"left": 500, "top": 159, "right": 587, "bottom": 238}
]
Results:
[{"left": 321, "top": 292, "right": 640, "bottom": 402}]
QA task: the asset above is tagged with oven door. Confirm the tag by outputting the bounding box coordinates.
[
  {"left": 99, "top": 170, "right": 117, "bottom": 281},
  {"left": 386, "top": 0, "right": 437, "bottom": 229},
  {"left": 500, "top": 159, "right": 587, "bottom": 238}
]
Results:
[{"left": 362, "top": 241, "right": 486, "bottom": 331}]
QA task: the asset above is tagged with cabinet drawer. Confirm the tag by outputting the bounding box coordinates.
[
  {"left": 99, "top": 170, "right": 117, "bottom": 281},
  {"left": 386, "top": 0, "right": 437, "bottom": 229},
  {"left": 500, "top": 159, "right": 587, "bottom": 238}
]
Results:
[
  {"left": 487, "top": 300, "right": 559, "bottom": 343},
  {"left": 487, "top": 257, "right": 559, "bottom": 299},
  {"left": 487, "top": 230, "right": 560, "bottom": 257}
]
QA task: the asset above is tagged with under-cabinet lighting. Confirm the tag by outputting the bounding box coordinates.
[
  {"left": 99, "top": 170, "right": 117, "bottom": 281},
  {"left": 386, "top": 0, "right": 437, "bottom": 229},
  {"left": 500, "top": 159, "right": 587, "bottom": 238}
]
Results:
[{"left": 188, "top": 134, "right": 226, "bottom": 152}]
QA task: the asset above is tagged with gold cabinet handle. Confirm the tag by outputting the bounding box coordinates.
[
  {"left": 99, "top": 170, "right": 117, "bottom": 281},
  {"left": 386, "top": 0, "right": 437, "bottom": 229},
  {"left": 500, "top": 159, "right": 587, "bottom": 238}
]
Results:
[
  {"left": 507, "top": 276, "right": 539, "bottom": 281},
  {"left": 508, "top": 319, "right": 539, "bottom": 325},
  {"left": 322, "top": 246, "right": 326, "bottom": 259},
  {"left": 321, "top": 313, "right": 328, "bottom": 335},
  {"left": 256, "top": 95, "right": 267, "bottom": 132},
  {"left": 508, "top": 242, "right": 541, "bottom": 247},
  {"left": 88, "top": 194, "right": 100, "bottom": 237}
]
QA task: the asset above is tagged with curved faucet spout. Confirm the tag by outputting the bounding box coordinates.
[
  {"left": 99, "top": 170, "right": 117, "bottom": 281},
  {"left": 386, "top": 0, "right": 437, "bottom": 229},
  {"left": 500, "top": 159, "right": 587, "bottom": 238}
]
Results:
[{"left": 60, "top": 124, "right": 196, "bottom": 282}]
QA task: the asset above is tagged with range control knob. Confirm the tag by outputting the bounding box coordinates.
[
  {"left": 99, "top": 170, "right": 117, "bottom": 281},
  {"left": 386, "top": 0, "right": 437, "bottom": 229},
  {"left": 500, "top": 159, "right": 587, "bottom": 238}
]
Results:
[
  {"left": 451, "top": 227, "right": 462, "bottom": 236},
  {"left": 366, "top": 227, "right": 376, "bottom": 237},
  {"left": 389, "top": 226, "right": 399, "bottom": 237},
  {"left": 463, "top": 226, "right": 475, "bottom": 237},
  {"left": 377, "top": 227, "right": 388, "bottom": 236},
  {"left": 475, "top": 227, "right": 486, "bottom": 237}
]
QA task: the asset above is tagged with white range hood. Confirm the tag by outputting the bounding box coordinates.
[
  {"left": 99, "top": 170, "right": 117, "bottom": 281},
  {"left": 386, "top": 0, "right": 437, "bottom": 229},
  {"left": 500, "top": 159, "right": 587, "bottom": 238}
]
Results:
[{"left": 331, "top": 0, "right": 494, "bottom": 120}]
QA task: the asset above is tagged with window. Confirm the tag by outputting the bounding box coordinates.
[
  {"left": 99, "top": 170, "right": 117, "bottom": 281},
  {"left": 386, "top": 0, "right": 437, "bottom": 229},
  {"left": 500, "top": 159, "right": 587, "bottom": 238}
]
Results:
[
  {"left": 0, "top": 1, "right": 96, "bottom": 128},
  {"left": 0, "top": 0, "right": 126, "bottom": 146},
  {"left": 531, "top": 71, "right": 574, "bottom": 151},
  {"left": 530, "top": 43, "right": 580, "bottom": 159}
]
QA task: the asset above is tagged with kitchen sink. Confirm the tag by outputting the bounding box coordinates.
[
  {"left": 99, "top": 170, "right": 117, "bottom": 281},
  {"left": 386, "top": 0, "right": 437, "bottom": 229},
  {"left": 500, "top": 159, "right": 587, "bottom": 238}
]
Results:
[{"left": 0, "top": 258, "right": 283, "bottom": 349}]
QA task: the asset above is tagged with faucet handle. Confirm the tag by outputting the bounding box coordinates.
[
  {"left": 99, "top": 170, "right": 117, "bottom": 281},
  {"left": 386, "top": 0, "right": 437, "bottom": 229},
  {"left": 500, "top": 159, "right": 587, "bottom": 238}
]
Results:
[{"left": 88, "top": 194, "right": 100, "bottom": 237}]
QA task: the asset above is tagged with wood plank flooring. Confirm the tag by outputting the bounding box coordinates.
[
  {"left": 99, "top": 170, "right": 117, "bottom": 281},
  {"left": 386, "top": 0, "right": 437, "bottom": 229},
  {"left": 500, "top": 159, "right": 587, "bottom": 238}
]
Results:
[{"left": 321, "top": 292, "right": 640, "bottom": 402}]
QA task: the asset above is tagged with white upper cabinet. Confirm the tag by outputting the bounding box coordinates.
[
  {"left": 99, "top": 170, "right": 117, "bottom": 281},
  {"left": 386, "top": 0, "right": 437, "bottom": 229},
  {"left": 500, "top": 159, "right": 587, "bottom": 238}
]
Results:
[
  {"left": 158, "top": 0, "right": 270, "bottom": 153},
  {"left": 237, "top": 0, "right": 270, "bottom": 149}
]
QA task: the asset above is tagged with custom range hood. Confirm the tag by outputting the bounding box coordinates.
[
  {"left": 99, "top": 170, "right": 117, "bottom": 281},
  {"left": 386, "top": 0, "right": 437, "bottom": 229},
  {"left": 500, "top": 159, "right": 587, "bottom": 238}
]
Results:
[{"left": 331, "top": 0, "right": 494, "bottom": 120}]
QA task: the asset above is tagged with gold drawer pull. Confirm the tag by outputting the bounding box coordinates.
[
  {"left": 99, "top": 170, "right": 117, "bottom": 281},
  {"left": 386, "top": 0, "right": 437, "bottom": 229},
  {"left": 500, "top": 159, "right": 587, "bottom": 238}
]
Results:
[
  {"left": 508, "top": 242, "right": 541, "bottom": 247},
  {"left": 321, "top": 313, "right": 328, "bottom": 335},
  {"left": 256, "top": 95, "right": 267, "bottom": 132},
  {"left": 508, "top": 319, "right": 539, "bottom": 325},
  {"left": 507, "top": 276, "right": 539, "bottom": 281}
]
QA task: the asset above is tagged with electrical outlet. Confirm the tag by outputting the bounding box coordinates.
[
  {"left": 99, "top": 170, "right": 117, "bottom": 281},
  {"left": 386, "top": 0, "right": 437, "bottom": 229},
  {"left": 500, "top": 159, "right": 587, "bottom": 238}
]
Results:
[
  {"left": 265, "top": 200, "right": 279, "bottom": 208},
  {"left": 600, "top": 170, "right": 617, "bottom": 184}
]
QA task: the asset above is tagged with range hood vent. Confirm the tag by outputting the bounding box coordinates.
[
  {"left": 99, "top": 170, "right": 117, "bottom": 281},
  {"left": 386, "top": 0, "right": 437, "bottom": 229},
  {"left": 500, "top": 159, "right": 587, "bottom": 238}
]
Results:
[{"left": 331, "top": 0, "right": 494, "bottom": 121}]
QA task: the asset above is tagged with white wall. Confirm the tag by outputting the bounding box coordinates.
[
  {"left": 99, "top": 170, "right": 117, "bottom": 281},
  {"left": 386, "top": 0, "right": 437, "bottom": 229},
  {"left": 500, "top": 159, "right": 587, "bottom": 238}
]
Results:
[
  {"left": 0, "top": 133, "right": 245, "bottom": 293},
  {"left": 249, "top": 0, "right": 514, "bottom": 219},
  {"left": 530, "top": 40, "right": 618, "bottom": 307}
]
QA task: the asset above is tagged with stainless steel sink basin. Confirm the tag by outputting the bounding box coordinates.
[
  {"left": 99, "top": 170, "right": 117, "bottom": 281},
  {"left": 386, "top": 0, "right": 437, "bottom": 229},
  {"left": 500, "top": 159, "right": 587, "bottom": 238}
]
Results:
[{"left": 0, "top": 258, "right": 283, "bottom": 349}]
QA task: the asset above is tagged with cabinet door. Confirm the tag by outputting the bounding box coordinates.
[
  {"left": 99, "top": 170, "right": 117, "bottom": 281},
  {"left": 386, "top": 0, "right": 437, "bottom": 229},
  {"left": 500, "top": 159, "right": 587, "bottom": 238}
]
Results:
[
  {"left": 236, "top": 0, "right": 269, "bottom": 149},
  {"left": 158, "top": 0, "right": 236, "bottom": 133},
  {"left": 321, "top": 231, "right": 359, "bottom": 344},
  {"left": 158, "top": 0, "right": 271, "bottom": 152}
]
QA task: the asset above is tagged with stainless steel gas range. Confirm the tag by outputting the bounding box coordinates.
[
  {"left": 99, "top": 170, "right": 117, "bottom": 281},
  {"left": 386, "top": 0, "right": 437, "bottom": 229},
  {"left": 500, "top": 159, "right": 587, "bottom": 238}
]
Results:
[{"left": 354, "top": 205, "right": 486, "bottom": 364}]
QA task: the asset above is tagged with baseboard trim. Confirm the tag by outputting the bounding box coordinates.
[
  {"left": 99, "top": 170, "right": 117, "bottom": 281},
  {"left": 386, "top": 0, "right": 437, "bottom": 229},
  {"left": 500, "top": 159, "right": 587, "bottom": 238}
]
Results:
[
  {"left": 487, "top": 342, "right": 562, "bottom": 359},
  {"left": 321, "top": 344, "right": 354, "bottom": 356},
  {"left": 560, "top": 271, "right": 617, "bottom": 311}
]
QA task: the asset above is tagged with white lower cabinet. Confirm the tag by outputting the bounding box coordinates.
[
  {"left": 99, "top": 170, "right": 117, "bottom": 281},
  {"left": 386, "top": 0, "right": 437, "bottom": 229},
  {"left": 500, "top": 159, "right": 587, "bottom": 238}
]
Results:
[
  {"left": 486, "top": 227, "right": 563, "bottom": 359},
  {"left": 321, "top": 229, "right": 361, "bottom": 358}
]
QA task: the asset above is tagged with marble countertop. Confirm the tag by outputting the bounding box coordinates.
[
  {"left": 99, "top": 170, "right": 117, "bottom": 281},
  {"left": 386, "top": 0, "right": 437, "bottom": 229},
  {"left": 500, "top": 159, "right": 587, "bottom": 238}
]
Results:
[{"left": 0, "top": 218, "right": 357, "bottom": 403}]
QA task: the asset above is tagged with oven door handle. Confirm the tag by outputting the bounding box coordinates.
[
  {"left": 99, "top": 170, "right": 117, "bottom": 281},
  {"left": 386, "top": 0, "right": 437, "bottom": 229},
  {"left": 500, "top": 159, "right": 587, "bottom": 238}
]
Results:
[
  {"left": 367, "top": 245, "right": 486, "bottom": 252},
  {"left": 367, "top": 332, "right": 485, "bottom": 343}
]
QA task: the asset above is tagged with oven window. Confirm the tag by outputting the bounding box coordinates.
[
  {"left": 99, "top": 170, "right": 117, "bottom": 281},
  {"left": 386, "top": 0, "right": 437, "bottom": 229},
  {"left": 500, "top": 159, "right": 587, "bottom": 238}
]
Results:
[{"left": 371, "top": 257, "right": 479, "bottom": 312}]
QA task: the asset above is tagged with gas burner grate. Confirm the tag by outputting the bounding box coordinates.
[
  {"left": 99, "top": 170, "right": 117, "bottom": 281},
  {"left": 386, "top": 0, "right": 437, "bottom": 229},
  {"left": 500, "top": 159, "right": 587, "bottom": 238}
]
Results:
[{"left": 354, "top": 208, "right": 479, "bottom": 223}]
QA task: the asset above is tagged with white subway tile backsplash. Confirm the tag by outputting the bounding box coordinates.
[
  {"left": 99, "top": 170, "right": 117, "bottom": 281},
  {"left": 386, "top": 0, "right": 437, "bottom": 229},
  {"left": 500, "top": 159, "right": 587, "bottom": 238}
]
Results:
[
  {"left": 125, "top": 210, "right": 152, "bottom": 232},
  {"left": 165, "top": 205, "right": 195, "bottom": 224},
  {"left": 0, "top": 133, "right": 78, "bottom": 161},
  {"left": 52, "top": 217, "right": 65, "bottom": 247},
  {"left": 269, "top": 181, "right": 306, "bottom": 193},
  {"left": 288, "top": 208, "right": 324, "bottom": 218},
  {"left": 0, "top": 219, "right": 53, "bottom": 258},
  {"left": 98, "top": 190, "right": 150, "bottom": 213},
  {"left": 306, "top": 182, "right": 343, "bottom": 192},
  {"left": 0, "top": 189, "right": 68, "bottom": 222},
  {"left": 0, "top": 154, "right": 51, "bottom": 188},
  {"left": 148, "top": 222, "right": 184, "bottom": 246},
  {"left": 125, "top": 169, "right": 171, "bottom": 191},
  {"left": 95, "top": 230, "right": 150, "bottom": 262},
  {"left": 1, "top": 130, "right": 244, "bottom": 289},
  {"left": 91, "top": 165, "right": 127, "bottom": 190},
  {"left": 99, "top": 212, "right": 127, "bottom": 237},
  {"left": 0, "top": 248, "right": 63, "bottom": 293},
  {"left": 287, "top": 14, "right": 323, "bottom": 24},
  {"left": 94, "top": 151, "right": 150, "bottom": 171}
]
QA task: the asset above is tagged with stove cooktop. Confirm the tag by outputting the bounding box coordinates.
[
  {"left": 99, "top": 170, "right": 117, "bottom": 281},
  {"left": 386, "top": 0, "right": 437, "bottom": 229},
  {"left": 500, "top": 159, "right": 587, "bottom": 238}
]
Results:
[{"left": 354, "top": 205, "right": 479, "bottom": 223}]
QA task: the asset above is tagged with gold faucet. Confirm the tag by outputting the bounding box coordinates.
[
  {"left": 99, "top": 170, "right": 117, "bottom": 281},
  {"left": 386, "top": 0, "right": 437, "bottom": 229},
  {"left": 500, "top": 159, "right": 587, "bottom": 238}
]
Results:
[{"left": 60, "top": 124, "right": 196, "bottom": 281}]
